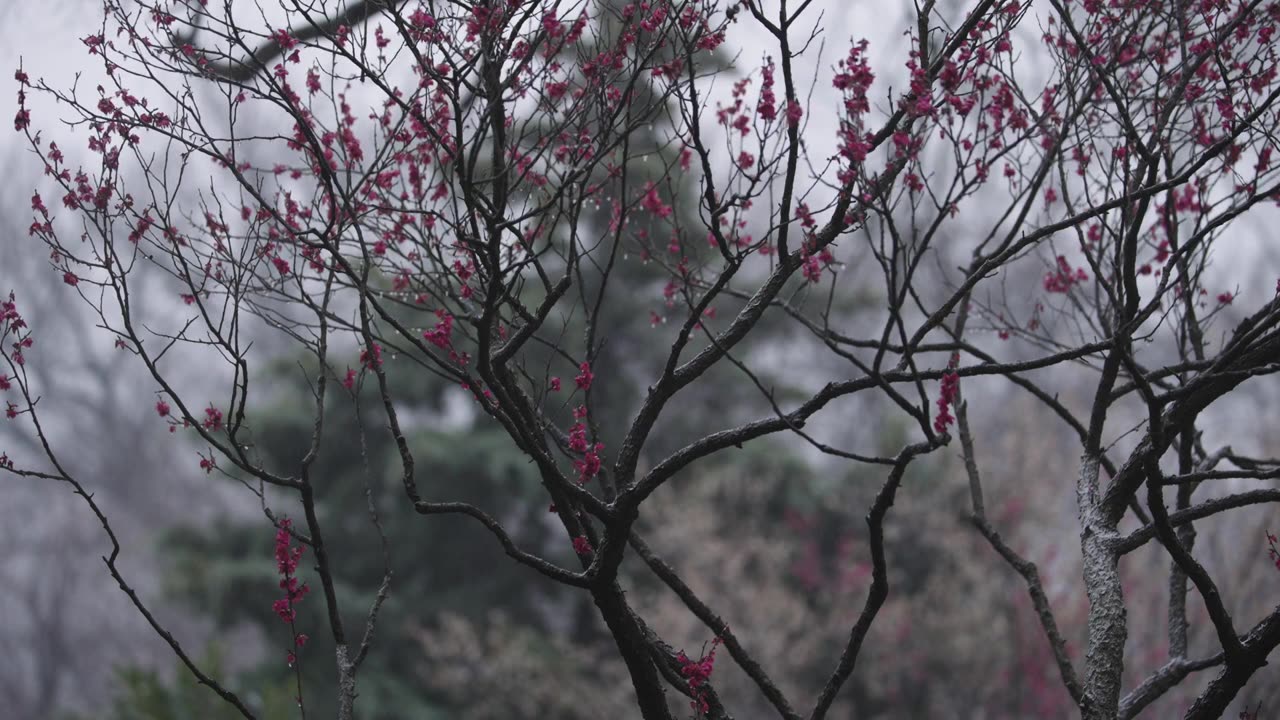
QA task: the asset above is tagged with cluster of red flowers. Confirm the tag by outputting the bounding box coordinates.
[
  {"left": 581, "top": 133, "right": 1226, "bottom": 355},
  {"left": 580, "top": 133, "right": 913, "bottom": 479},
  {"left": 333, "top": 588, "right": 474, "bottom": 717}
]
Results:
[
  {"left": 202, "top": 405, "right": 224, "bottom": 431},
  {"left": 677, "top": 636, "right": 723, "bottom": 716},
  {"left": 197, "top": 453, "right": 217, "bottom": 474},
  {"left": 1, "top": 293, "right": 31, "bottom": 368},
  {"left": 574, "top": 361, "right": 594, "bottom": 390},
  {"left": 273, "top": 519, "right": 310, "bottom": 666},
  {"left": 833, "top": 39, "right": 875, "bottom": 184},
  {"left": 1043, "top": 255, "right": 1089, "bottom": 294},
  {"left": 359, "top": 343, "right": 383, "bottom": 369},
  {"left": 568, "top": 405, "right": 604, "bottom": 485},
  {"left": 1, "top": 294, "right": 31, "bottom": 423},
  {"left": 640, "top": 182, "right": 672, "bottom": 219},
  {"left": 934, "top": 365, "right": 961, "bottom": 434}
]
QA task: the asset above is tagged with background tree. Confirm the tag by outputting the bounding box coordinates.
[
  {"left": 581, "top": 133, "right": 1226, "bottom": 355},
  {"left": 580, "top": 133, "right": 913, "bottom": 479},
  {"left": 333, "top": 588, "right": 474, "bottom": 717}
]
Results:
[{"left": 0, "top": 5, "right": 249, "bottom": 713}]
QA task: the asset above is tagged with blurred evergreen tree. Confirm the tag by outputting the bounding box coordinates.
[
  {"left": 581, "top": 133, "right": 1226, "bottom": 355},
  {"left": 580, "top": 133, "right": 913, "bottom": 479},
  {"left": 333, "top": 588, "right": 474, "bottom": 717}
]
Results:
[
  {"left": 156, "top": 364, "right": 577, "bottom": 717},
  {"left": 68, "top": 647, "right": 298, "bottom": 720}
]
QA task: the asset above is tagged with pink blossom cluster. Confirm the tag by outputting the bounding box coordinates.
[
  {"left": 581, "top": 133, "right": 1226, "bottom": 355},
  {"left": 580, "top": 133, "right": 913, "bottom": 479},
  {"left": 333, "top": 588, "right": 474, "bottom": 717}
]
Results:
[
  {"left": 833, "top": 40, "right": 875, "bottom": 185},
  {"left": 273, "top": 519, "right": 311, "bottom": 623},
  {"left": 640, "top": 183, "right": 672, "bottom": 219},
  {"left": 757, "top": 59, "right": 777, "bottom": 122},
  {"left": 568, "top": 405, "right": 604, "bottom": 485},
  {"left": 272, "top": 519, "right": 311, "bottom": 666},
  {"left": 574, "top": 362, "right": 594, "bottom": 390},
  {"left": 934, "top": 368, "right": 960, "bottom": 434},
  {"left": 1043, "top": 256, "right": 1089, "bottom": 294},
  {"left": 1, "top": 293, "right": 32, "bottom": 421},
  {"left": 677, "top": 636, "right": 723, "bottom": 716},
  {"left": 360, "top": 343, "right": 383, "bottom": 369},
  {"left": 1, "top": 293, "right": 31, "bottom": 368},
  {"left": 202, "top": 405, "right": 224, "bottom": 431},
  {"left": 198, "top": 453, "right": 217, "bottom": 474}
]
